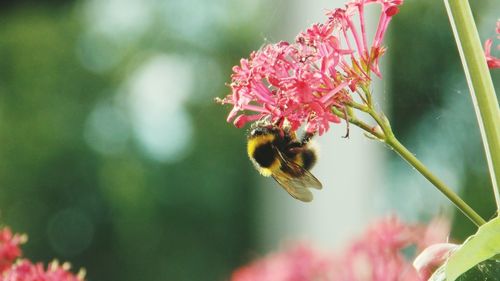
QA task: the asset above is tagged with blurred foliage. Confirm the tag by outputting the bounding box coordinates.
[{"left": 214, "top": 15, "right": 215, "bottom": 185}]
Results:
[
  {"left": 389, "top": 0, "right": 499, "bottom": 239},
  {"left": 389, "top": 2, "right": 457, "bottom": 137},
  {"left": 0, "top": 0, "right": 499, "bottom": 280},
  {"left": 0, "top": 1, "right": 268, "bottom": 280}
]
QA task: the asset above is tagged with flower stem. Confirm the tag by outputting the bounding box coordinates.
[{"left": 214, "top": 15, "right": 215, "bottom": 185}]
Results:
[
  {"left": 333, "top": 106, "right": 486, "bottom": 227},
  {"left": 332, "top": 107, "right": 384, "bottom": 139},
  {"left": 367, "top": 107, "right": 487, "bottom": 226},
  {"left": 444, "top": 0, "right": 500, "bottom": 211},
  {"left": 385, "top": 135, "right": 486, "bottom": 227}
]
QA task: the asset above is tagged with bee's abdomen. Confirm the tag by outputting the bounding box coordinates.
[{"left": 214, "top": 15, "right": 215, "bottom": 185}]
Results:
[
  {"left": 252, "top": 142, "right": 276, "bottom": 168},
  {"left": 300, "top": 148, "right": 317, "bottom": 170}
]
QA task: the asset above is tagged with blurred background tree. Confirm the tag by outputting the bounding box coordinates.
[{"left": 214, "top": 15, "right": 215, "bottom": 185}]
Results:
[
  {"left": 0, "top": 0, "right": 272, "bottom": 280},
  {"left": 0, "top": 0, "right": 498, "bottom": 280}
]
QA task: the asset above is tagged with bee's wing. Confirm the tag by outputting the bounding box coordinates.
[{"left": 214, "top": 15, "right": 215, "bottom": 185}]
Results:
[
  {"left": 276, "top": 149, "right": 322, "bottom": 189},
  {"left": 272, "top": 149, "right": 323, "bottom": 202}
]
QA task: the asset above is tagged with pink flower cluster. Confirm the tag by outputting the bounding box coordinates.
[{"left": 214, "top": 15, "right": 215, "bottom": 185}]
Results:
[
  {"left": 0, "top": 228, "right": 25, "bottom": 273},
  {"left": 484, "top": 19, "right": 500, "bottom": 69},
  {"left": 231, "top": 216, "right": 449, "bottom": 281},
  {"left": 0, "top": 227, "right": 84, "bottom": 281},
  {"left": 232, "top": 243, "right": 337, "bottom": 281},
  {"left": 1, "top": 260, "right": 85, "bottom": 281},
  {"left": 218, "top": 0, "right": 403, "bottom": 135}
]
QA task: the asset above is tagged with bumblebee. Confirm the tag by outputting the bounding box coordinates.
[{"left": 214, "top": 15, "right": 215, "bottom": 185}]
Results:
[{"left": 247, "top": 122, "right": 322, "bottom": 202}]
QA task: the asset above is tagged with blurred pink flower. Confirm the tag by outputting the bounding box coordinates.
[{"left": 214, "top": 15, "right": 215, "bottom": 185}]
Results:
[
  {"left": 0, "top": 226, "right": 85, "bottom": 281},
  {"left": 343, "top": 216, "right": 449, "bottom": 281},
  {"left": 413, "top": 243, "right": 458, "bottom": 280},
  {"left": 484, "top": 19, "right": 500, "bottom": 69},
  {"left": 0, "top": 228, "right": 26, "bottom": 273},
  {"left": 0, "top": 260, "right": 85, "bottom": 281},
  {"left": 231, "top": 216, "right": 449, "bottom": 281},
  {"left": 217, "top": 0, "right": 403, "bottom": 135},
  {"left": 231, "top": 243, "right": 337, "bottom": 281}
]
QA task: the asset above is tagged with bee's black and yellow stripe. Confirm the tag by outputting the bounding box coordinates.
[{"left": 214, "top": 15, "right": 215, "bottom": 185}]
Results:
[
  {"left": 247, "top": 129, "right": 317, "bottom": 177},
  {"left": 247, "top": 133, "right": 280, "bottom": 176},
  {"left": 292, "top": 148, "right": 317, "bottom": 171},
  {"left": 246, "top": 124, "right": 322, "bottom": 202}
]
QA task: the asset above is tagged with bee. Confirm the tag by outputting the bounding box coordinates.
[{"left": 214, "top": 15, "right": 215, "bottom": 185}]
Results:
[{"left": 247, "top": 121, "right": 322, "bottom": 202}]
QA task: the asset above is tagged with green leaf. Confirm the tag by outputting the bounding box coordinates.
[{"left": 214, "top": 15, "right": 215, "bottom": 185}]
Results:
[
  {"left": 456, "top": 258, "right": 500, "bottom": 281},
  {"left": 446, "top": 216, "right": 500, "bottom": 281}
]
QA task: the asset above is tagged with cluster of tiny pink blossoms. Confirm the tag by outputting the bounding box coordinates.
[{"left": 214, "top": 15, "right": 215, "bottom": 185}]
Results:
[
  {"left": 0, "top": 228, "right": 26, "bottom": 273},
  {"left": 1, "top": 260, "right": 85, "bottom": 281},
  {"left": 231, "top": 216, "right": 450, "bottom": 281},
  {"left": 484, "top": 19, "right": 500, "bottom": 69},
  {"left": 0, "top": 227, "right": 85, "bottom": 281},
  {"left": 217, "top": 0, "right": 403, "bottom": 135},
  {"left": 231, "top": 243, "right": 337, "bottom": 281}
]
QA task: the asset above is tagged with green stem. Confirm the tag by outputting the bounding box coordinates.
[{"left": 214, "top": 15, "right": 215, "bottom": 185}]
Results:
[
  {"left": 333, "top": 106, "right": 486, "bottom": 226},
  {"left": 385, "top": 136, "right": 486, "bottom": 227},
  {"left": 332, "top": 107, "right": 384, "bottom": 139},
  {"left": 444, "top": 0, "right": 500, "bottom": 211},
  {"left": 345, "top": 101, "right": 370, "bottom": 112},
  {"left": 369, "top": 107, "right": 486, "bottom": 226}
]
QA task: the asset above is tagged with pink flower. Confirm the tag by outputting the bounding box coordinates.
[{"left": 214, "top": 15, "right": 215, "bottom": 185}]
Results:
[
  {"left": 410, "top": 214, "right": 455, "bottom": 280},
  {"left": 0, "top": 260, "right": 85, "bottom": 281},
  {"left": 484, "top": 19, "right": 500, "bottom": 69},
  {"left": 413, "top": 243, "right": 458, "bottom": 280},
  {"left": 0, "top": 227, "right": 85, "bottom": 281},
  {"left": 231, "top": 243, "right": 337, "bottom": 281},
  {"left": 0, "top": 228, "right": 26, "bottom": 273},
  {"left": 230, "top": 216, "right": 449, "bottom": 281},
  {"left": 217, "top": 0, "right": 403, "bottom": 135},
  {"left": 341, "top": 216, "right": 429, "bottom": 281}
]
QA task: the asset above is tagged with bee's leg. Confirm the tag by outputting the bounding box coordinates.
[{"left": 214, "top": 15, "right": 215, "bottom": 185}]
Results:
[
  {"left": 300, "top": 132, "right": 314, "bottom": 145},
  {"left": 287, "top": 145, "right": 303, "bottom": 153},
  {"left": 286, "top": 132, "right": 314, "bottom": 155}
]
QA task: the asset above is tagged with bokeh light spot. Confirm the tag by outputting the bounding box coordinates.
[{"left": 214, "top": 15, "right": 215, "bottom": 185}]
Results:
[
  {"left": 76, "top": 33, "right": 126, "bottom": 73},
  {"left": 126, "top": 54, "right": 193, "bottom": 162},
  {"left": 47, "top": 208, "right": 94, "bottom": 258},
  {"left": 83, "top": 0, "right": 151, "bottom": 43},
  {"left": 84, "top": 100, "right": 130, "bottom": 155}
]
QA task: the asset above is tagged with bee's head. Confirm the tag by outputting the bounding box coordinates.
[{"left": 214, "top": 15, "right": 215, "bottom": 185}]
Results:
[
  {"left": 248, "top": 123, "right": 283, "bottom": 139},
  {"left": 249, "top": 126, "right": 270, "bottom": 138}
]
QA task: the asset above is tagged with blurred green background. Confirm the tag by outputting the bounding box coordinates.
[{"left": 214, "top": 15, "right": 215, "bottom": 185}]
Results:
[{"left": 0, "top": 0, "right": 498, "bottom": 280}]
